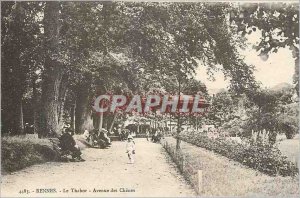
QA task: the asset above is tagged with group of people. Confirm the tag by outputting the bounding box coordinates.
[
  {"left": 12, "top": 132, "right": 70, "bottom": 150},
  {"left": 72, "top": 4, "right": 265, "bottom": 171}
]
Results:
[
  {"left": 57, "top": 124, "right": 165, "bottom": 164},
  {"left": 116, "top": 128, "right": 131, "bottom": 141},
  {"left": 58, "top": 125, "right": 113, "bottom": 162},
  {"left": 146, "top": 128, "right": 163, "bottom": 143},
  {"left": 88, "top": 129, "right": 112, "bottom": 149}
]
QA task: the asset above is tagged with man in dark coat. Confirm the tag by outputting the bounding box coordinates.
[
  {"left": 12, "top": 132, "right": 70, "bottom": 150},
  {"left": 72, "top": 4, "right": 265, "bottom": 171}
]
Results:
[
  {"left": 24, "top": 123, "right": 34, "bottom": 134},
  {"left": 59, "top": 127, "right": 85, "bottom": 162}
]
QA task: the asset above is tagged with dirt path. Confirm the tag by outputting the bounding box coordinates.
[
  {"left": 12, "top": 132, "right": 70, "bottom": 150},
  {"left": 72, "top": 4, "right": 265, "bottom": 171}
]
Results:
[{"left": 1, "top": 139, "right": 195, "bottom": 197}]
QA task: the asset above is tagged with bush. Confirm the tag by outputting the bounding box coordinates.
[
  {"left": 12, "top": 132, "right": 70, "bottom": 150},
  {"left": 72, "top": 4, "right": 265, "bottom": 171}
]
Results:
[
  {"left": 179, "top": 131, "right": 298, "bottom": 177},
  {"left": 282, "top": 124, "right": 297, "bottom": 139},
  {"left": 1, "top": 137, "right": 60, "bottom": 173}
]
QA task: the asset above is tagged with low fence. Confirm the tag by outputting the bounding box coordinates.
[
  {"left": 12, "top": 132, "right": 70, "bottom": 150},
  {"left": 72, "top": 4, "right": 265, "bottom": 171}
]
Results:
[{"left": 162, "top": 140, "right": 203, "bottom": 195}]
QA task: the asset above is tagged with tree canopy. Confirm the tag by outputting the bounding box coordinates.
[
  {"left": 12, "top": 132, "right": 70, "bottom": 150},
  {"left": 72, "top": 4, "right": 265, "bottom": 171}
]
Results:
[{"left": 2, "top": 1, "right": 296, "bottom": 139}]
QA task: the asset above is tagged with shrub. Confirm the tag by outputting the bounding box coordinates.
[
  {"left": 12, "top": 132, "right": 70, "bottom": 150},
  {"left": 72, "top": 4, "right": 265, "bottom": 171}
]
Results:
[
  {"left": 1, "top": 137, "right": 60, "bottom": 173},
  {"left": 179, "top": 131, "right": 298, "bottom": 177}
]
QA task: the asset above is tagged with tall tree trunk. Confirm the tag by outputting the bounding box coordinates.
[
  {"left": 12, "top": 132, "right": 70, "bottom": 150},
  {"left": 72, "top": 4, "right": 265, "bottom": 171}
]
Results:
[
  {"left": 93, "top": 113, "right": 99, "bottom": 129},
  {"left": 39, "top": 1, "right": 62, "bottom": 137},
  {"left": 176, "top": 77, "right": 182, "bottom": 150},
  {"left": 169, "top": 114, "right": 172, "bottom": 133},
  {"left": 108, "top": 113, "right": 117, "bottom": 134},
  {"left": 154, "top": 112, "right": 157, "bottom": 130},
  {"left": 20, "top": 101, "right": 24, "bottom": 134},
  {"left": 32, "top": 75, "right": 38, "bottom": 134},
  {"left": 104, "top": 116, "right": 108, "bottom": 130},
  {"left": 2, "top": 2, "right": 26, "bottom": 135},
  {"left": 99, "top": 113, "right": 103, "bottom": 130},
  {"left": 70, "top": 104, "right": 75, "bottom": 132},
  {"left": 75, "top": 83, "right": 93, "bottom": 134},
  {"left": 176, "top": 114, "right": 181, "bottom": 149},
  {"left": 10, "top": 97, "right": 24, "bottom": 135},
  {"left": 94, "top": 82, "right": 107, "bottom": 131},
  {"left": 293, "top": 48, "right": 299, "bottom": 96},
  {"left": 57, "top": 73, "right": 69, "bottom": 131}
]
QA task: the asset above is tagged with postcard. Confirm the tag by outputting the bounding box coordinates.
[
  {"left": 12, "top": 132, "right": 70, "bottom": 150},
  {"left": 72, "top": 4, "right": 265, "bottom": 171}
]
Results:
[{"left": 1, "top": 0, "right": 299, "bottom": 197}]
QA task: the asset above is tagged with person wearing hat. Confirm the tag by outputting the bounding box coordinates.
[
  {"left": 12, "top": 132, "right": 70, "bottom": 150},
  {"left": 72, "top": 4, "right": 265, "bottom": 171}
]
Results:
[
  {"left": 99, "top": 129, "right": 111, "bottom": 147},
  {"left": 126, "top": 135, "right": 135, "bottom": 164},
  {"left": 24, "top": 123, "right": 33, "bottom": 134},
  {"left": 102, "top": 129, "right": 111, "bottom": 144},
  {"left": 59, "top": 128, "right": 85, "bottom": 162}
]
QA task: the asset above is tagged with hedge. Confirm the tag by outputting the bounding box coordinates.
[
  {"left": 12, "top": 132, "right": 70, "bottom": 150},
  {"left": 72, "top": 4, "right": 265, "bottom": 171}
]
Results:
[
  {"left": 1, "top": 137, "right": 60, "bottom": 173},
  {"left": 178, "top": 131, "right": 298, "bottom": 177}
]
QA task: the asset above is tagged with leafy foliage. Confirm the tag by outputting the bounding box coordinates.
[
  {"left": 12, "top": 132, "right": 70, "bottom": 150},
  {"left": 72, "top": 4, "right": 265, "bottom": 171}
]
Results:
[
  {"left": 277, "top": 103, "right": 299, "bottom": 139},
  {"left": 231, "top": 3, "right": 299, "bottom": 94},
  {"left": 1, "top": 137, "right": 59, "bottom": 172},
  {"left": 179, "top": 130, "right": 298, "bottom": 177},
  {"left": 2, "top": 1, "right": 293, "bottom": 138}
]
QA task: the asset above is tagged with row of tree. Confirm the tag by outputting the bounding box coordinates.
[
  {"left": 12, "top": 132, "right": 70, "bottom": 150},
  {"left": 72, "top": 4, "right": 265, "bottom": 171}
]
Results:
[{"left": 1, "top": 2, "right": 298, "bottom": 143}]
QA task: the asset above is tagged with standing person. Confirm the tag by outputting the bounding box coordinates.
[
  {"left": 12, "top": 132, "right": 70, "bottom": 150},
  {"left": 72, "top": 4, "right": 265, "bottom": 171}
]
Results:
[
  {"left": 24, "top": 123, "right": 31, "bottom": 134},
  {"left": 117, "top": 127, "right": 122, "bottom": 140},
  {"left": 126, "top": 135, "right": 135, "bottom": 164},
  {"left": 146, "top": 129, "right": 150, "bottom": 141},
  {"left": 125, "top": 129, "right": 129, "bottom": 139}
]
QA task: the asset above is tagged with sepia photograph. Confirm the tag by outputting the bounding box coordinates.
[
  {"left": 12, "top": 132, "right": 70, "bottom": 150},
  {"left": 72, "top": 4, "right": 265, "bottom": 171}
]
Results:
[{"left": 1, "top": 0, "right": 299, "bottom": 197}]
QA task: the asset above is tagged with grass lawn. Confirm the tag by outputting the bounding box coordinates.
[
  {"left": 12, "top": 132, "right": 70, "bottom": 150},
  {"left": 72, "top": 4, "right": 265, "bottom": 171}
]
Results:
[
  {"left": 164, "top": 137, "right": 299, "bottom": 197},
  {"left": 276, "top": 135, "right": 299, "bottom": 164}
]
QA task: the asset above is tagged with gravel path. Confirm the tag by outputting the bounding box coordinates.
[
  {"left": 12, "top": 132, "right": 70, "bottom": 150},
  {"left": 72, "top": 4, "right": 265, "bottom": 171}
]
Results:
[{"left": 1, "top": 139, "right": 195, "bottom": 197}]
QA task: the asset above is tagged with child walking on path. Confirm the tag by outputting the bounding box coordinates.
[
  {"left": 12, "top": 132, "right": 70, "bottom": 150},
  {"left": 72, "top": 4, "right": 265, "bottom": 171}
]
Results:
[{"left": 126, "top": 135, "right": 135, "bottom": 164}]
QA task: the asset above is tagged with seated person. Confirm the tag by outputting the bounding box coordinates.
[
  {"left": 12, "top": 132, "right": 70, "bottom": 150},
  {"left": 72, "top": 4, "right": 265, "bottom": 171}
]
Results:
[
  {"left": 99, "top": 129, "right": 111, "bottom": 146},
  {"left": 82, "top": 129, "right": 90, "bottom": 141},
  {"left": 103, "top": 129, "right": 111, "bottom": 143},
  {"left": 152, "top": 130, "right": 162, "bottom": 143},
  {"left": 90, "top": 129, "right": 101, "bottom": 147},
  {"left": 59, "top": 128, "right": 85, "bottom": 162},
  {"left": 116, "top": 127, "right": 123, "bottom": 140},
  {"left": 75, "top": 129, "right": 93, "bottom": 147},
  {"left": 157, "top": 131, "right": 163, "bottom": 141},
  {"left": 89, "top": 129, "right": 109, "bottom": 149},
  {"left": 120, "top": 129, "right": 126, "bottom": 141}
]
